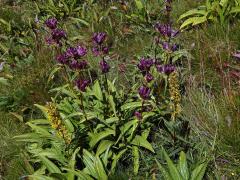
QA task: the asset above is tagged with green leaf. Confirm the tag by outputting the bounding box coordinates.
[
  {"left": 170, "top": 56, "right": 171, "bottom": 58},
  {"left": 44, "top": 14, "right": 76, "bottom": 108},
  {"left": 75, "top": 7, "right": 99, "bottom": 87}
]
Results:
[
  {"left": 38, "top": 155, "right": 61, "bottom": 173},
  {"left": 0, "top": 77, "right": 10, "bottom": 86},
  {"left": 178, "top": 151, "right": 189, "bottom": 180},
  {"left": 63, "top": 168, "right": 93, "bottom": 180},
  {"left": 13, "top": 133, "right": 42, "bottom": 142},
  {"left": 95, "top": 156, "right": 108, "bottom": 180},
  {"left": 89, "top": 129, "right": 115, "bottom": 148},
  {"left": 135, "top": 0, "right": 144, "bottom": 10},
  {"left": 230, "top": 6, "right": 240, "bottom": 14},
  {"left": 26, "top": 175, "right": 55, "bottom": 180},
  {"left": 178, "top": 9, "right": 207, "bottom": 21},
  {"left": 92, "top": 80, "right": 103, "bottom": 101},
  {"left": 26, "top": 122, "right": 51, "bottom": 136},
  {"left": 111, "top": 149, "right": 127, "bottom": 173},
  {"left": 69, "top": 17, "right": 90, "bottom": 26},
  {"left": 162, "top": 148, "right": 183, "bottom": 180},
  {"left": 131, "top": 135, "right": 155, "bottom": 153},
  {"left": 190, "top": 162, "right": 208, "bottom": 180},
  {"left": 96, "top": 140, "right": 114, "bottom": 156},
  {"left": 121, "top": 101, "right": 142, "bottom": 111},
  {"left": 48, "top": 66, "right": 61, "bottom": 84},
  {"left": 155, "top": 158, "right": 172, "bottom": 180},
  {"left": 180, "top": 16, "right": 207, "bottom": 29},
  {"left": 67, "top": 147, "right": 80, "bottom": 180},
  {"left": 132, "top": 146, "right": 139, "bottom": 175},
  {"left": 35, "top": 104, "right": 49, "bottom": 118}
]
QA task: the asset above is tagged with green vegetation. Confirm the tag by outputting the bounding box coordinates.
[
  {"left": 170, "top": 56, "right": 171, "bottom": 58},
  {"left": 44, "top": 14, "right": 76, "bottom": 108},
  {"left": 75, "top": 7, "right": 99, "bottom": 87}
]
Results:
[{"left": 0, "top": 0, "right": 240, "bottom": 179}]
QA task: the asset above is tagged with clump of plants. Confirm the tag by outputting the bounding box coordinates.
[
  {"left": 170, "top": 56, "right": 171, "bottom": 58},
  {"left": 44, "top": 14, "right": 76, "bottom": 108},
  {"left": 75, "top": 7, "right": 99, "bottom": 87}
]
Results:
[{"left": 14, "top": 1, "right": 209, "bottom": 179}]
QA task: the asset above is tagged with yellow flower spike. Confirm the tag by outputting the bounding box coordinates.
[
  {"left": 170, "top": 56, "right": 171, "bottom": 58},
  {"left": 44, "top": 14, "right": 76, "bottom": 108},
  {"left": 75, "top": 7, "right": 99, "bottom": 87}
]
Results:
[
  {"left": 46, "top": 102, "right": 71, "bottom": 144},
  {"left": 168, "top": 71, "right": 181, "bottom": 120}
]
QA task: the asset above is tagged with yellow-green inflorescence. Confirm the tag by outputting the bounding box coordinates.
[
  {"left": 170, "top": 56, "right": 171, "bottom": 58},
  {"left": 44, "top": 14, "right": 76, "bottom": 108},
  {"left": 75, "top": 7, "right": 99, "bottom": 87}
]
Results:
[
  {"left": 168, "top": 71, "right": 181, "bottom": 120},
  {"left": 46, "top": 102, "right": 71, "bottom": 144}
]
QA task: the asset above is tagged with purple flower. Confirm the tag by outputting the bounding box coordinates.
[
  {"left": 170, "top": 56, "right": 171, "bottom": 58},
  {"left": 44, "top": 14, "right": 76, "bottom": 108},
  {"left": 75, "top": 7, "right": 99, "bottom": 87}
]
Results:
[
  {"left": 157, "top": 64, "right": 175, "bottom": 74},
  {"left": 75, "top": 45, "right": 87, "bottom": 58},
  {"left": 45, "top": 17, "right": 58, "bottom": 29},
  {"left": 93, "top": 32, "right": 106, "bottom": 45},
  {"left": 76, "top": 79, "right": 90, "bottom": 92},
  {"left": 102, "top": 46, "right": 109, "bottom": 54},
  {"left": 92, "top": 47, "right": 100, "bottom": 56},
  {"left": 66, "top": 47, "right": 75, "bottom": 58},
  {"left": 137, "top": 57, "right": 154, "bottom": 74},
  {"left": 51, "top": 28, "right": 66, "bottom": 44},
  {"left": 78, "top": 60, "right": 88, "bottom": 69},
  {"left": 155, "top": 23, "right": 179, "bottom": 38},
  {"left": 70, "top": 60, "right": 88, "bottom": 70},
  {"left": 145, "top": 73, "right": 154, "bottom": 82},
  {"left": 171, "top": 44, "right": 179, "bottom": 51},
  {"left": 100, "top": 59, "right": 110, "bottom": 73},
  {"left": 139, "top": 86, "right": 151, "bottom": 100},
  {"left": 162, "top": 42, "right": 170, "bottom": 50},
  {"left": 56, "top": 53, "right": 69, "bottom": 64},
  {"left": 134, "top": 111, "right": 142, "bottom": 120}
]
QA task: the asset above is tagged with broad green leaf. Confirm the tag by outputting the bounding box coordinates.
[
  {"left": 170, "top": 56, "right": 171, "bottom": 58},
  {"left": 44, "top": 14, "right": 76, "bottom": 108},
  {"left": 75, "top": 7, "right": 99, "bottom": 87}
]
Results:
[
  {"left": 132, "top": 146, "right": 139, "bottom": 175},
  {"left": 89, "top": 128, "right": 115, "bottom": 148},
  {"left": 92, "top": 80, "right": 103, "bottom": 101},
  {"left": 0, "top": 77, "right": 10, "bottom": 86},
  {"left": 178, "top": 151, "right": 189, "bottom": 180},
  {"left": 35, "top": 104, "right": 48, "bottom": 118},
  {"left": 230, "top": 6, "right": 240, "bottom": 13},
  {"left": 26, "top": 122, "right": 51, "bottom": 136},
  {"left": 38, "top": 155, "right": 61, "bottom": 173},
  {"left": 135, "top": 0, "right": 143, "bottom": 10},
  {"left": 111, "top": 149, "right": 127, "bottom": 173},
  {"left": 96, "top": 140, "right": 114, "bottom": 156},
  {"left": 13, "top": 133, "right": 42, "bottom": 142},
  {"left": 63, "top": 168, "right": 93, "bottom": 180},
  {"left": 162, "top": 148, "right": 183, "bottom": 180},
  {"left": 95, "top": 156, "right": 108, "bottom": 180},
  {"left": 131, "top": 135, "right": 155, "bottom": 153},
  {"left": 155, "top": 159, "right": 172, "bottom": 180},
  {"left": 190, "top": 162, "right": 208, "bottom": 180},
  {"left": 26, "top": 175, "right": 55, "bottom": 180},
  {"left": 121, "top": 101, "right": 142, "bottom": 111},
  {"left": 180, "top": 16, "right": 207, "bottom": 29},
  {"left": 67, "top": 147, "right": 80, "bottom": 180},
  {"left": 69, "top": 17, "right": 90, "bottom": 26},
  {"left": 178, "top": 9, "right": 207, "bottom": 21}
]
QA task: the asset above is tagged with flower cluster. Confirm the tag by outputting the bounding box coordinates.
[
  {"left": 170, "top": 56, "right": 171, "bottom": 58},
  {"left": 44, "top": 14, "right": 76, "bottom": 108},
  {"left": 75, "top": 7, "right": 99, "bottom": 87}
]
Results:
[
  {"left": 45, "top": 17, "right": 66, "bottom": 46},
  {"left": 168, "top": 71, "right": 181, "bottom": 120},
  {"left": 56, "top": 45, "right": 88, "bottom": 70},
  {"left": 137, "top": 57, "right": 155, "bottom": 83},
  {"left": 46, "top": 102, "right": 71, "bottom": 144},
  {"left": 156, "top": 64, "right": 175, "bottom": 74},
  {"left": 92, "top": 32, "right": 111, "bottom": 74}
]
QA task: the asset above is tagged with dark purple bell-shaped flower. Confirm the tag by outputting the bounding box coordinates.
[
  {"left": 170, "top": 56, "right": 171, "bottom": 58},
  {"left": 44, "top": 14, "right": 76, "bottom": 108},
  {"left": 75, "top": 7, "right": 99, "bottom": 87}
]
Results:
[
  {"left": 145, "top": 73, "right": 154, "bottom": 82},
  {"left": 92, "top": 47, "right": 100, "bottom": 56},
  {"left": 93, "top": 32, "right": 106, "bottom": 45},
  {"left": 100, "top": 59, "right": 110, "bottom": 73},
  {"left": 56, "top": 53, "right": 69, "bottom": 64},
  {"left": 51, "top": 28, "right": 66, "bottom": 45},
  {"left": 157, "top": 64, "right": 175, "bottom": 74},
  {"left": 137, "top": 57, "right": 154, "bottom": 74},
  {"left": 45, "top": 17, "right": 58, "bottom": 29},
  {"left": 102, "top": 46, "right": 109, "bottom": 54},
  {"left": 139, "top": 86, "right": 151, "bottom": 100},
  {"left": 76, "top": 79, "right": 90, "bottom": 92},
  {"left": 75, "top": 45, "right": 87, "bottom": 58}
]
